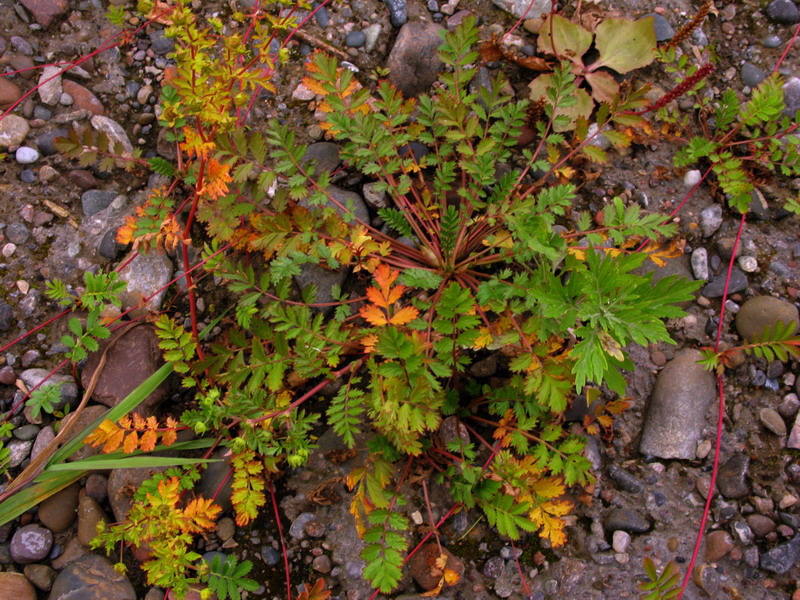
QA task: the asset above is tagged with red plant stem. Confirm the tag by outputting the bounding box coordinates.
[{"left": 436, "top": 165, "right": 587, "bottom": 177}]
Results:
[
  {"left": 511, "top": 540, "right": 532, "bottom": 596},
  {"left": 678, "top": 211, "right": 746, "bottom": 598},
  {"left": 773, "top": 21, "right": 800, "bottom": 74},
  {"left": 0, "top": 308, "right": 71, "bottom": 355},
  {"left": 269, "top": 480, "right": 292, "bottom": 600}
]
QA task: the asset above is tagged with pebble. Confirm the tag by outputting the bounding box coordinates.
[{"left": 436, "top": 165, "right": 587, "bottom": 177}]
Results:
[
  {"left": 0, "top": 78, "right": 22, "bottom": 110},
  {"left": 81, "top": 190, "right": 119, "bottom": 216},
  {"left": 760, "top": 408, "right": 787, "bottom": 436},
  {"left": 737, "top": 255, "right": 758, "bottom": 272},
  {"left": 699, "top": 204, "right": 723, "bottom": 237},
  {"left": 788, "top": 413, "right": 800, "bottom": 449},
  {"left": 19, "top": 369, "right": 78, "bottom": 410},
  {"left": 37, "top": 65, "right": 63, "bottom": 105},
  {"left": 312, "top": 555, "right": 331, "bottom": 573},
  {"left": 608, "top": 464, "right": 644, "bottom": 494},
  {"left": 37, "top": 483, "right": 79, "bottom": 533},
  {"left": 24, "top": 563, "right": 56, "bottom": 591},
  {"left": 77, "top": 497, "right": 107, "bottom": 546},
  {"left": 216, "top": 517, "right": 235, "bottom": 542},
  {"left": 704, "top": 530, "right": 734, "bottom": 562},
  {"left": 30, "top": 426, "right": 54, "bottom": 461},
  {"left": 702, "top": 268, "right": 748, "bottom": 298},
  {"left": 603, "top": 508, "right": 650, "bottom": 534},
  {"left": 345, "top": 31, "right": 366, "bottom": 48},
  {"left": 384, "top": 0, "right": 408, "bottom": 27},
  {"left": 612, "top": 530, "right": 631, "bottom": 553},
  {"left": 49, "top": 554, "right": 136, "bottom": 600},
  {"left": 62, "top": 80, "right": 105, "bottom": 116},
  {"left": 149, "top": 29, "right": 175, "bottom": 55},
  {"left": 640, "top": 350, "right": 716, "bottom": 459},
  {"left": 492, "top": 0, "right": 549, "bottom": 19},
  {"left": 90, "top": 116, "right": 134, "bottom": 165},
  {"left": 648, "top": 13, "right": 675, "bottom": 41},
  {"left": 362, "top": 24, "right": 382, "bottom": 53},
  {"left": 98, "top": 228, "right": 124, "bottom": 260},
  {"left": 36, "top": 128, "right": 68, "bottom": 156},
  {"left": 289, "top": 512, "right": 316, "bottom": 540},
  {"left": 684, "top": 169, "right": 702, "bottom": 187},
  {"left": 779, "top": 394, "right": 800, "bottom": 419},
  {"left": 6, "top": 223, "right": 30, "bottom": 244},
  {"left": 766, "top": 0, "right": 800, "bottom": 25},
  {"left": 313, "top": 3, "right": 329, "bottom": 27},
  {"left": 0, "top": 114, "right": 31, "bottom": 148},
  {"left": 691, "top": 248, "right": 709, "bottom": 280},
  {"left": 717, "top": 454, "right": 750, "bottom": 499},
  {"left": 261, "top": 546, "right": 280, "bottom": 565},
  {"left": 386, "top": 22, "right": 444, "bottom": 97},
  {"left": 735, "top": 296, "right": 799, "bottom": 341},
  {"left": 748, "top": 515, "right": 777, "bottom": 538},
  {"left": 763, "top": 35, "right": 783, "bottom": 48},
  {"left": 761, "top": 535, "right": 800, "bottom": 574},
  {"left": 68, "top": 169, "right": 97, "bottom": 189},
  {"left": 783, "top": 78, "right": 800, "bottom": 116},
  {"left": 15, "top": 146, "right": 39, "bottom": 164},
  {"left": 10, "top": 524, "right": 53, "bottom": 564},
  {"left": 0, "top": 572, "right": 36, "bottom": 600},
  {"left": 7, "top": 439, "right": 32, "bottom": 468},
  {"left": 118, "top": 250, "right": 174, "bottom": 313}
]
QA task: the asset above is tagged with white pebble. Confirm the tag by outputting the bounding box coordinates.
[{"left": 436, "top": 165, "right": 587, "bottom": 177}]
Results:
[
  {"left": 612, "top": 530, "right": 631, "bottom": 553},
  {"left": 15, "top": 147, "right": 40, "bottom": 164},
  {"left": 684, "top": 169, "right": 703, "bottom": 187},
  {"left": 2, "top": 243, "right": 16, "bottom": 257},
  {"left": 738, "top": 255, "right": 758, "bottom": 272},
  {"left": 59, "top": 92, "right": 74, "bottom": 106}
]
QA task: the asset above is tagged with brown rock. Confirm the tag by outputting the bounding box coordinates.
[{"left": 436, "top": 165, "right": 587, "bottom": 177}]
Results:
[
  {"left": 68, "top": 169, "right": 97, "bottom": 189},
  {"left": 48, "top": 554, "right": 135, "bottom": 600},
  {"left": 77, "top": 496, "right": 107, "bottom": 546},
  {"left": 20, "top": 0, "right": 69, "bottom": 28},
  {"left": 80, "top": 325, "right": 168, "bottom": 415},
  {"left": 703, "top": 530, "right": 734, "bottom": 562},
  {"left": 62, "top": 80, "right": 105, "bottom": 116},
  {"left": 747, "top": 514, "right": 777, "bottom": 538},
  {"left": 0, "top": 78, "right": 22, "bottom": 111},
  {"left": 386, "top": 22, "right": 445, "bottom": 97},
  {"left": 108, "top": 466, "right": 166, "bottom": 522},
  {"left": 24, "top": 564, "right": 57, "bottom": 591},
  {"left": 0, "top": 572, "right": 36, "bottom": 600},
  {"left": 37, "top": 482, "right": 80, "bottom": 532},
  {"left": 408, "top": 543, "right": 464, "bottom": 591},
  {"left": 9, "top": 55, "right": 35, "bottom": 80},
  {"left": 84, "top": 473, "right": 108, "bottom": 503},
  {"left": 51, "top": 537, "right": 90, "bottom": 570}
]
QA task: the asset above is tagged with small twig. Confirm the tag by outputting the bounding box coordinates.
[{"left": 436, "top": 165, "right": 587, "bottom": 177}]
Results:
[{"left": 293, "top": 29, "right": 351, "bottom": 61}]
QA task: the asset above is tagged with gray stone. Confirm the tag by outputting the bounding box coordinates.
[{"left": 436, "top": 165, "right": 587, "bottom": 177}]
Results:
[
  {"left": 783, "top": 77, "right": 800, "bottom": 117},
  {"left": 738, "top": 255, "right": 758, "bottom": 273},
  {"left": 6, "top": 223, "right": 30, "bottom": 245},
  {"left": 700, "top": 204, "right": 723, "bottom": 237},
  {"left": 383, "top": 0, "right": 408, "bottom": 27},
  {"left": 98, "top": 228, "right": 124, "bottom": 260},
  {"left": 741, "top": 62, "right": 766, "bottom": 88},
  {"left": 788, "top": 413, "right": 800, "bottom": 449},
  {"left": 608, "top": 464, "right": 644, "bottom": 494},
  {"left": 764, "top": 35, "right": 783, "bottom": 48},
  {"left": 0, "top": 114, "right": 30, "bottom": 148},
  {"left": 301, "top": 142, "right": 341, "bottom": 178},
  {"left": 717, "top": 454, "right": 750, "bottom": 499},
  {"left": 0, "top": 303, "right": 13, "bottom": 331},
  {"left": 702, "top": 268, "right": 748, "bottom": 298},
  {"left": 492, "top": 0, "right": 549, "bottom": 19},
  {"left": 760, "top": 408, "right": 787, "bottom": 436},
  {"left": 766, "top": 0, "right": 800, "bottom": 25},
  {"left": 149, "top": 29, "right": 174, "bottom": 55},
  {"left": 198, "top": 449, "right": 233, "bottom": 512},
  {"left": 36, "top": 128, "right": 67, "bottom": 156},
  {"left": 362, "top": 24, "right": 382, "bottom": 52},
  {"left": 483, "top": 556, "right": 504, "bottom": 579},
  {"left": 760, "top": 535, "right": 800, "bottom": 574},
  {"left": 735, "top": 296, "right": 799, "bottom": 341},
  {"left": 289, "top": 512, "right": 316, "bottom": 540},
  {"left": 362, "top": 182, "right": 389, "bottom": 209},
  {"left": 19, "top": 369, "right": 78, "bottom": 411},
  {"left": 37, "top": 66, "right": 63, "bottom": 106},
  {"left": 7, "top": 439, "right": 32, "bottom": 468},
  {"left": 81, "top": 190, "right": 119, "bottom": 216},
  {"left": 640, "top": 350, "right": 715, "bottom": 459},
  {"left": 118, "top": 250, "right": 174, "bottom": 312},
  {"left": 647, "top": 14, "right": 675, "bottom": 41},
  {"left": 691, "top": 247, "right": 709, "bottom": 280},
  {"left": 108, "top": 467, "right": 167, "bottom": 522},
  {"left": 603, "top": 508, "right": 650, "bottom": 534},
  {"left": 31, "top": 426, "right": 55, "bottom": 461},
  {"left": 90, "top": 116, "right": 134, "bottom": 166},
  {"left": 48, "top": 554, "right": 135, "bottom": 600},
  {"left": 10, "top": 525, "right": 53, "bottom": 564},
  {"left": 345, "top": 31, "right": 366, "bottom": 48},
  {"left": 386, "top": 22, "right": 445, "bottom": 97}
]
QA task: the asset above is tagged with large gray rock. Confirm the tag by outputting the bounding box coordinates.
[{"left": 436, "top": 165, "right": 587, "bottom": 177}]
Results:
[
  {"left": 492, "top": 0, "right": 550, "bottom": 19},
  {"left": 735, "top": 296, "right": 799, "bottom": 342},
  {"left": 48, "top": 554, "right": 135, "bottom": 600},
  {"left": 19, "top": 369, "right": 78, "bottom": 411},
  {"left": 80, "top": 325, "right": 168, "bottom": 415},
  {"left": 118, "top": 250, "right": 174, "bottom": 313},
  {"left": 761, "top": 535, "right": 800, "bottom": 574},
  {"left": 639, "top": 349, "right": 716, "bottom": 459},
  {"left": 386, "top": 22, "right": 445, "bottom": 98}
]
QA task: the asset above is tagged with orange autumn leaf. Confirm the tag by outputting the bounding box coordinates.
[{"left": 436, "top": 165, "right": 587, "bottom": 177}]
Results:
[
  {"left": 122, "top": 431, "right": 139, "bottom": 454},
  {"left": 199, "top": 159, "right": 232, "bottom": 201},
  {"left": 182, "top": 497, "right": 222, "bottom": 532},
  {"left": 139, "top": 429, "right": 159, "bottom": 452},
  {"left": 358, "top": 264, "right": 419, "bottom": 327},
  {"left": 360, "top": 304, "right": 389, "bottom": 326},
  {"left": 361, "top": 334, "right": 378, "bottom": 353},
  {"left": 389, "top": 306, "right": 419, "bottom": 325},
  {"left": 180, "top": 126, "right": 215, "bottom": 159}
]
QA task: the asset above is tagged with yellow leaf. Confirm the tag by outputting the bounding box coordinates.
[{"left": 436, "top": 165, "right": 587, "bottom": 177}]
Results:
[
  {"left": 183, "top": 497, "right": 222, "bottom": 532},
  {"left": 139, "top": 430, "right": 158, "bottom": 452},
  {"left": 444, "top": 568, "right": 460, "bottom": 586},
  {"left": 598, "top": 331, "right": 624, "bottom": 361},
  {"left": 359, "top": 304, "right": 388, "bottom": 326},
  {"left": 361, "top": 334, "right": 378, "bottom": 353},
  {"left": 473, "top": 327, "right": 493, "bottom": 349},
  {"left": 530, "top": 476, "right": 566, "bottom": 500},
  {"left": 122, "top": 431, "right": 139, "bottom": 454},
  {"left": 389, "top": 306, "right": 419, "bottom": 326}
]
